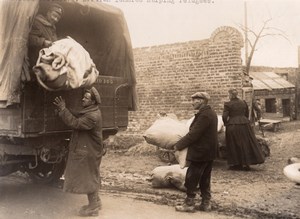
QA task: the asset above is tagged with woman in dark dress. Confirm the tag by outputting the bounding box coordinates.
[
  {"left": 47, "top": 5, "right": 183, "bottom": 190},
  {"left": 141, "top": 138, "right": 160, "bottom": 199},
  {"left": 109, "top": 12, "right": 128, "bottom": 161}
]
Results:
[{"left": 222, "top": 89, "right": 265, "bottom": 171}]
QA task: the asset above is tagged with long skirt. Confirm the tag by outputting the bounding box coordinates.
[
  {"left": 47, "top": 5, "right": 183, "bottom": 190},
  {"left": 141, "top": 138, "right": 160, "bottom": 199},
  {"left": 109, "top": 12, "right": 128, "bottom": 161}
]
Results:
[{"left": 225, "top": 123, "right": 265, "bottom": 166}]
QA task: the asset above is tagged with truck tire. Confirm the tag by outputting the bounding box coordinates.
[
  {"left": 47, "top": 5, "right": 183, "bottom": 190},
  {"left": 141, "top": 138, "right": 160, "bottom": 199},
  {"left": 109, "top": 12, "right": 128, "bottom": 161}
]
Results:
[{"left": 27, "top": 159, "right": 66, "bottom": 184}]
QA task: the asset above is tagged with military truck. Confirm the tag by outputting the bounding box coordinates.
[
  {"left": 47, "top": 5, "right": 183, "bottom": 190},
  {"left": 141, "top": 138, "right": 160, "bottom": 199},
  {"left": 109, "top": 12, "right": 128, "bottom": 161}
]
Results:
[{"left": 0, "top": 1, "right": 137, "bottom": 183}]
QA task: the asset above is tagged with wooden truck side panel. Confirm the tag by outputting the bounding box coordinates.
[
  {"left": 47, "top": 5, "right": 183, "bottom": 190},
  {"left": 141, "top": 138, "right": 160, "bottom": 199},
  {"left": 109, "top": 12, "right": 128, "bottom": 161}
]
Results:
[{"left": 0, "top": 76, "right": 129, "bottom": 138}]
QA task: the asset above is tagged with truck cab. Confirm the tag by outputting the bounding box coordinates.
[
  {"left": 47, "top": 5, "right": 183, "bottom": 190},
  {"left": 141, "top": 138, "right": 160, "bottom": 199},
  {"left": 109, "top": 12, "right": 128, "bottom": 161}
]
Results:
[{"left": 0, "top": 1, "right": 137, "bottom": 183}]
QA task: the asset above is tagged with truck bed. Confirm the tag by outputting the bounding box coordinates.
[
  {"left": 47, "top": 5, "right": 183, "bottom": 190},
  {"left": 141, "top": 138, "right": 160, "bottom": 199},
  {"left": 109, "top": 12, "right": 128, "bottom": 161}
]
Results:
[{"left": 0, "top": 76, "right": 130, "bottom": 138}]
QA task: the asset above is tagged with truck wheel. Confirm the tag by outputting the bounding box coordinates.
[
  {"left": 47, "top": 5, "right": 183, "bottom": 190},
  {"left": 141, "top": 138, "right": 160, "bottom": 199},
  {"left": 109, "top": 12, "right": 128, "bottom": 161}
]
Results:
[{"left": 27, "top": 160, "right": 66, "bottom": 184}]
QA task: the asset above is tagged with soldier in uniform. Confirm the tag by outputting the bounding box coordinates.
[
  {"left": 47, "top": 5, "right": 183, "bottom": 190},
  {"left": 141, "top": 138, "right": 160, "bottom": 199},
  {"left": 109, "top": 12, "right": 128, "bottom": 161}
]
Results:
[{"left": 53, "top": 87, "right": 103, "bottom": 217}]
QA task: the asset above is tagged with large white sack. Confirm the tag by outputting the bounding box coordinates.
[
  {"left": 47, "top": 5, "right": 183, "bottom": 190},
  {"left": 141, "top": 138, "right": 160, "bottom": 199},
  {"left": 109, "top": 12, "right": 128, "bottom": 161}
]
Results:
[
  {"left": 174, "top": 148, "right": 190, "bottom": 169},
  {"left": 143, "top": 117, "right": 189, "bottom": 149},
  {"left": 150, "top": 164, "right": 187, "bottom": 191},
  {"left": 217, "top": 115, "right": 225, "bottom": 132},
  {"left": 283, "top": 163, "right": 300, "bottom": 184}
]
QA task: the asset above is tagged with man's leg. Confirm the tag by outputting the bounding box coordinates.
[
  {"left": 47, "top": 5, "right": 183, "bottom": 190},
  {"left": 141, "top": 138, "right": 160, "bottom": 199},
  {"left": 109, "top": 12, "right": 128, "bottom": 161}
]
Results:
[
  {"left": 175, "top": 162, "right": 206, "bottom": 212},
  {"left": 197, "top": 160, "right": 213, "bottom": 211},
  {"left": 79, "top": 191, "right": 101, "bottom": 217}
]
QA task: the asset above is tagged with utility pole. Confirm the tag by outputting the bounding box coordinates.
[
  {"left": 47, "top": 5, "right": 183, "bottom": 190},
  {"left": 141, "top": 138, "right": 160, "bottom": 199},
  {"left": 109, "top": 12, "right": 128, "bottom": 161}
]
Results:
[
  {"left": 296, "top": 46, "right": 300, "bottom": 119},
  {"left": 244, "top": 1, "right": 254, "bottom": 122},
  {"left": 244, "top": 1, "right": 248, "bottom": 72}
]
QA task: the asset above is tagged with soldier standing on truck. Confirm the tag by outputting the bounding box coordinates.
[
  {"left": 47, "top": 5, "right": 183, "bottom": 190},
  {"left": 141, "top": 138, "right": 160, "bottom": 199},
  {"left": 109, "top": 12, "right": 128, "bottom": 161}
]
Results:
[
  {"left": 28, "top": 3, "right": 63, "bottom": 68},
  {"left": 53, "top": 87, "right": 103, "bottom": 217}
]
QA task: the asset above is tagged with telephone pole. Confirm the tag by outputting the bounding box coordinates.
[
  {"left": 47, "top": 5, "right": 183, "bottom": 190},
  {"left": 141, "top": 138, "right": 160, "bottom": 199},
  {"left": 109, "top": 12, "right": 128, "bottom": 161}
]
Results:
[{"left": 244, "top": 1, "right": 249, "bottom": 72}]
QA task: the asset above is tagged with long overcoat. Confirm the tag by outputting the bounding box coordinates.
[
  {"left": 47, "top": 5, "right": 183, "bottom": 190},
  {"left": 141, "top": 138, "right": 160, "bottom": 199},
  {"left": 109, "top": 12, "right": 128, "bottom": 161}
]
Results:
[
  {"left": 222, "top": 97, "right": 265, "bottom": 166},
  {"left": 29, "top": 14, "right": 58, "bottom": 47},
  {"left": 58, "top": 104, "right": 103, "bottom": 194},
  {"left": 175, "top": 105, "right": 218, "bottom": 162},
  {"left": 28, "top": 14, "right": 58, "bottom": 66}
]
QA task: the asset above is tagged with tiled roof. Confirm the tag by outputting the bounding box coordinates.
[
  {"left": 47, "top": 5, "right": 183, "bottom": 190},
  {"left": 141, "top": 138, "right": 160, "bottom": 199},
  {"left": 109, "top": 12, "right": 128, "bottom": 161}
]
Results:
[{"left": 250, "top": 72, "right": 295, "bottom": 91}]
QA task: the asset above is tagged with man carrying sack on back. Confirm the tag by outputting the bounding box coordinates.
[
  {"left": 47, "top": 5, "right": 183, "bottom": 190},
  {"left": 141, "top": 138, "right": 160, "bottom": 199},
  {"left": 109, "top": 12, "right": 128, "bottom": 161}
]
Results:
[{"left": 174, "top": 92, "right": 218, "bottom": 213}]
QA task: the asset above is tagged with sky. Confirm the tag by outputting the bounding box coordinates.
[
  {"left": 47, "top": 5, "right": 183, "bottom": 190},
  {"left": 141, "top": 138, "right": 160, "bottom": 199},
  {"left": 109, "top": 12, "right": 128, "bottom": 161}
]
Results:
[{"left": 105, "top": 0, "right": 300, "bottom": 68}]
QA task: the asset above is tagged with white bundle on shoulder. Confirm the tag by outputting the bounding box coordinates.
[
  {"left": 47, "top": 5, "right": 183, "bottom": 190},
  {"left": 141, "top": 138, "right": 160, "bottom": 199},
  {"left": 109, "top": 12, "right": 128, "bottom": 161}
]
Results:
[{"left": 143, "top": 116, "right": 189, "bottom": 149}]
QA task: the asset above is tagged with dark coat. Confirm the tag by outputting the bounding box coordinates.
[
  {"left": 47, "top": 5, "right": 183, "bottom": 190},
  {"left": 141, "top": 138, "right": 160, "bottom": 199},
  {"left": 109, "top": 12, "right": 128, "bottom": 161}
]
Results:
[
  {"left": 175, "top": 105, "right": 218, "bottom": 162},
  {"left": 28, "top": 14, "right": 58, "bottom": 66},
  {"left": 58, "top": 104, "right": 103, "bottom": 194},
  {"left": 222, "top": 98, "right": 265, "bottom": 166},
  {"left": 222, "top": 97, "right": 249, "bottom": 125},
  {"left": 29, "top": 14, "right": 58, "bottom": 47}
]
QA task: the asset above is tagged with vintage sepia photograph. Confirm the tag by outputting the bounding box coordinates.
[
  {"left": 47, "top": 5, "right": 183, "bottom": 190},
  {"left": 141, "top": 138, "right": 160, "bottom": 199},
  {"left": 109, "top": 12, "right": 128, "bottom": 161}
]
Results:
[{"left": 0, "top": 0, "right": 299, "bottom": 218}]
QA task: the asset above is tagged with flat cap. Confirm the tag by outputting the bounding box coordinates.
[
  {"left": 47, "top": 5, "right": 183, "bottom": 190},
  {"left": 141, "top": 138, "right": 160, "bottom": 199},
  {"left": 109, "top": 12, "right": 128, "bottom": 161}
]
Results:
[
  {"left": 191, "top": 92, "right": 210, "bottom": 100},
  {"left": 86, "top": 87, "right": 101, "bottom": 104},
  {"left": 49, "top": 3, "right": 64, "bottom": 16}
]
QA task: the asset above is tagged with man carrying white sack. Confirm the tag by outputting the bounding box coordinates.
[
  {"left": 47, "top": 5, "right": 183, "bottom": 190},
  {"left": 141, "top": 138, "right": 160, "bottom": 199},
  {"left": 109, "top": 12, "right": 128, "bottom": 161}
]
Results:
[{"left": 174, "top": 92, "right": 218, "bottom": 213}]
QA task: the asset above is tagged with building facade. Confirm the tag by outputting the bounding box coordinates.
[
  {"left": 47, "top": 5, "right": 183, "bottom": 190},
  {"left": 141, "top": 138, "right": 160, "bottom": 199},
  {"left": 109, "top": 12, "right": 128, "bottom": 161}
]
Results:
[{"left": 127, "top": 26, "right": 245, "bottom": 134}]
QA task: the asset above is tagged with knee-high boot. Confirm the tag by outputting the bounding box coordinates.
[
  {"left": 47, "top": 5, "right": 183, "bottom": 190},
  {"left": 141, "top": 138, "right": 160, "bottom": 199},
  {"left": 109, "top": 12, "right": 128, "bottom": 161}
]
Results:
[{"left": 79, "top": 191, "right": 101, "bottom": 217}]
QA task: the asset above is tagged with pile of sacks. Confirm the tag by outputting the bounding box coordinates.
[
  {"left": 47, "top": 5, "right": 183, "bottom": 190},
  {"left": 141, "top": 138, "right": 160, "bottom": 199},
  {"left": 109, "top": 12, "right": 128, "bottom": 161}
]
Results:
[{"left": 144, "top": 114, "right": 224, "bottom": 190}]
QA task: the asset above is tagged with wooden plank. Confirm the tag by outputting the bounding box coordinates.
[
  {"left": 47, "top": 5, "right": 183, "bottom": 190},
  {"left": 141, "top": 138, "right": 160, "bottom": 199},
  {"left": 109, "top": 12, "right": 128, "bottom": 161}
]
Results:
[{"left": 259, "top": 119, "right": 281, "bottom": 124}]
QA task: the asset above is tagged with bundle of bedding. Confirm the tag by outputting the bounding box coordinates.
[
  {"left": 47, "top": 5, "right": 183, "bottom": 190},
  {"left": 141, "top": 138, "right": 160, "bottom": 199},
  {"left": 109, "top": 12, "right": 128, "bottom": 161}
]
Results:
[{"left": 33, "top": 37, "right": 99, "bottom": 91}]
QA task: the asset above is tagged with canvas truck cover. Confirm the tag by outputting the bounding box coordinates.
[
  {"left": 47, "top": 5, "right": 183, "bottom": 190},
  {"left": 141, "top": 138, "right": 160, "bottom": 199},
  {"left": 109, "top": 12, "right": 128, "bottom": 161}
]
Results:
[{"left": 0, "top": 0, "right": 137, "bottom": 110}]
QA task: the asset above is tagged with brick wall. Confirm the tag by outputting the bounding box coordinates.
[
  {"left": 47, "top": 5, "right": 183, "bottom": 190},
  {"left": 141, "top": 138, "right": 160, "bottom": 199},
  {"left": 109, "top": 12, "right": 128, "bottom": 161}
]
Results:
[{"left": 127, "top": 26, "right": 244, "bottom": 134}]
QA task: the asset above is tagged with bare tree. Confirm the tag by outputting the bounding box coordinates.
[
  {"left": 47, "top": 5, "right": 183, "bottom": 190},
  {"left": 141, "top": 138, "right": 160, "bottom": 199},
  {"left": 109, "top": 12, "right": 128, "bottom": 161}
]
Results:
[
  {"left": 238, "top": 18, "right": 290, "bottom": 75},
  {"left": 237, "top": 17, "right": 289, "bottom": 122}
]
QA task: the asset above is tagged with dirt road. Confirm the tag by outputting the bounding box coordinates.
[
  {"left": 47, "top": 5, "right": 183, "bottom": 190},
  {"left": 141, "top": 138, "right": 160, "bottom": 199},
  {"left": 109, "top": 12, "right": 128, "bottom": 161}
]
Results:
[
  {"left": 0, "top": 174, "right": 240, "bottom": 219},
  {"left": 101, "top": 120, "right": 300, "bottom": 219},
  {"left": 1, "top": 121, "right": 300, "bottom": 219}
]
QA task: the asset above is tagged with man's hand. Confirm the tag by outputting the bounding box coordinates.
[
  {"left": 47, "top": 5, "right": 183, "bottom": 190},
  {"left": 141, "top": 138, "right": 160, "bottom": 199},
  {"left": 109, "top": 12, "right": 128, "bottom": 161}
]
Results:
[{"left": 53, "top": 96, "right": 66, "bottom": 111}]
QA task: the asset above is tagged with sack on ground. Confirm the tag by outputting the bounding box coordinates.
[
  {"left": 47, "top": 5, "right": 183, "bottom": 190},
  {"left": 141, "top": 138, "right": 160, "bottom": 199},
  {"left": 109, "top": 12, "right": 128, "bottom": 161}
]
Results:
[{"left": 150, "top": 164, "right": 187, "bottom": 191}]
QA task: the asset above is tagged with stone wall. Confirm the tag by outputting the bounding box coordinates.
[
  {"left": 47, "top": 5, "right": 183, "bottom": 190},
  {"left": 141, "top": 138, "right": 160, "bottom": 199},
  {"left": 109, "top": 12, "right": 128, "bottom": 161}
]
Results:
[
  {"left": 250, "top": 66, "right": 299, "bottom": 119},
  {"left": 254, "top": 88, "right": 296, "bottom": 119},
  {"left": 127, "top": 26, "right": 244, "bottom": 134}
]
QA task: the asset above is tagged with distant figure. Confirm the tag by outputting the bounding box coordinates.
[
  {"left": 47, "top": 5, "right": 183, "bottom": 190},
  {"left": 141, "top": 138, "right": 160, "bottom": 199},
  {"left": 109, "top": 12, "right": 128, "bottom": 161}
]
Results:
[
  {"left": 174, "top": 92, "right": 218, "bottom": 213},
  {"left": 28, "top": 3, "right": 63, "bottom": 67},
  {"left": 222, "top": 89, "right": 265, "bottom": 171},
  {"left": 53, "top": 87, "right": 103, "bottom": 217},
  {"left": 251, "top": 99, "right": 262, "bottom": 124}
]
